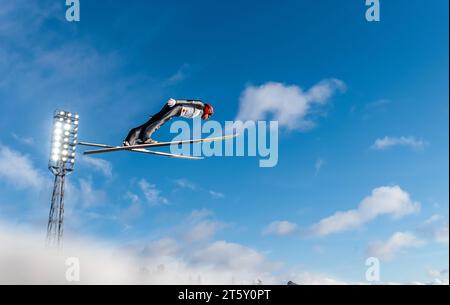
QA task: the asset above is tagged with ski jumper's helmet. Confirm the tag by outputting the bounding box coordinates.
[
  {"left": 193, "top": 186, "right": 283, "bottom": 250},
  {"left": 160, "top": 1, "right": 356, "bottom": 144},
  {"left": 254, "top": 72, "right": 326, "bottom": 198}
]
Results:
[{"left": 203, "top": 104, "right": 214, "bottom": 119}]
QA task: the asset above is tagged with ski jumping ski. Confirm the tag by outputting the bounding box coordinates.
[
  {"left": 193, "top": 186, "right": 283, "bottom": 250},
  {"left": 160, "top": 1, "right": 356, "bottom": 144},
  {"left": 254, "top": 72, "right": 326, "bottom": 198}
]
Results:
[
  {"left": 80, "top": 133, "right": 239, "bottom": 159},
  {"left": 79, "top": 142, "right": 203, "bottom": 160}
]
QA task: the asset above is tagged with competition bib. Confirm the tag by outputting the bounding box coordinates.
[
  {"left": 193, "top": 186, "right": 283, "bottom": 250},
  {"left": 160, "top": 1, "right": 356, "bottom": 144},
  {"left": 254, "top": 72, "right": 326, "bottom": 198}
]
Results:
[{"left": 180, "top": 106, "right": 202, "bottom": 118}]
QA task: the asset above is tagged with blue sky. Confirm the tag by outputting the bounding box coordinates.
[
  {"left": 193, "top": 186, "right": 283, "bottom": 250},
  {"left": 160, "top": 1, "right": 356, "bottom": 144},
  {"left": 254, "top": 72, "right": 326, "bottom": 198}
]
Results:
[{"left": 0, "top": 0, "right": 448, "bottom": 284}]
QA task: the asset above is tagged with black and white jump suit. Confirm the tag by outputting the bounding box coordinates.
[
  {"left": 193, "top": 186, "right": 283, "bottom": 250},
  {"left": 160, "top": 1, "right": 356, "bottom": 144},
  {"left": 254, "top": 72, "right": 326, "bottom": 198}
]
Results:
[{"left": 124, "top": 99, "right": 205, "bottom": 145}]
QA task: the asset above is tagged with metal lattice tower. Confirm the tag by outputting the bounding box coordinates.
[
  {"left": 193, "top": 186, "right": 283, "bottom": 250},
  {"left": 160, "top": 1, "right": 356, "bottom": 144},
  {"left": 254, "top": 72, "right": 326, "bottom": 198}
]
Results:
[
  {"left": 46, "top": 110, "right": 79, "bottom": 248},
  {"left": 46, "top": 174, "right": 66, "bottom": 247}
]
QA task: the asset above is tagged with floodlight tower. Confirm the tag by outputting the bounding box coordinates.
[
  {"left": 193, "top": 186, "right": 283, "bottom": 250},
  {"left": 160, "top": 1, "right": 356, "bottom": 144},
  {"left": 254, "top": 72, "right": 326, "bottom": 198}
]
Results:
[{"left": 46, "top": 110, "right": 79, "bottom": 247}]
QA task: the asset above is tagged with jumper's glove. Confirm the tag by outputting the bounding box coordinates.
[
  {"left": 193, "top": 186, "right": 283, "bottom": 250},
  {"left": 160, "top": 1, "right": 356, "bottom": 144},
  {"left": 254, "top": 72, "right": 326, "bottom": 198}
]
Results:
[{"left": 167, "top": 98, "right": 177, "bottom": 107}]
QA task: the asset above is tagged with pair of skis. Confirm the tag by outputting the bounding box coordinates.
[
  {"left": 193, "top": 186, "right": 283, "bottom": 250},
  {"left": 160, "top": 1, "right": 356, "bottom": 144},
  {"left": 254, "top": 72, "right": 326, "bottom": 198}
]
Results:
[{"left": 79, "top": 133, "right": 239, "bottom": 160}]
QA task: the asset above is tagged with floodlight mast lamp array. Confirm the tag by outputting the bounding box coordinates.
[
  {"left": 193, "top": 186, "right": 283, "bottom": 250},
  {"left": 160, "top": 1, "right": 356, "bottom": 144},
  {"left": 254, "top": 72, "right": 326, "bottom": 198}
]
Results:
[
  {"left": 48, "top": 111, "right": 79, "bottom": 175},
  {"left": 46, "top": 110, "right": 79, "bottom": 248}
]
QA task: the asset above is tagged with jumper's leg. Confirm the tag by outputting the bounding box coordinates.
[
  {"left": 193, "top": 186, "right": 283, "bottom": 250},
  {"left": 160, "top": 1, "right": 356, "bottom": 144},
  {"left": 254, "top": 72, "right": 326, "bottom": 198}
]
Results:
[{"left": 137, "top": 106, "right": 181, "bottom": 143}]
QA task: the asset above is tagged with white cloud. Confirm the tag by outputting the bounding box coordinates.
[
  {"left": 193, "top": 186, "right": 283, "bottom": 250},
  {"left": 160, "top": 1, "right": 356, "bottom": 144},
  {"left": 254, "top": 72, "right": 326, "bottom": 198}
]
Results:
[
  {"left": 165, "top": 63, "right": 189, "bottom": 85},
  {"left": 189, "top": 240, "right": 271, "bottom": 273},
  {"left": 423, "top": 214, "right": 443, "bottom": 225},
  {"left": 1, "top": 221, "right": 429, "bottom": 285},
  {"left": 367, "top": 232, "right": 426, "bottom": 261},
  {"left": 209, "top": 190, "right": 225, "bottom": 199},
  {"left": 78, "top": 178, "right": 107, "bottom": 208},
  {"left": 185, "top": 220, "right": 225, "bottom": 242},
  {"left": 139, "top": 179, "right": 168, "bottom": 205},
  {"left": 184, "top": 209, "right": 226, "bottom": 242},
  {"left": 0, "top": 0, "right": 166, "bottom": 142},
  {"left": 174, "top": 178, "right": 225, "bottom": 199},
  {"left": 189, "top": 209, "right": 214, "bottom": 221},
  {"left": 236, "top": 79, "right": 345, "bottom": 130},
  {"left": 11, "top": 133, "right": 34, "bottom": 146},
  {"left": 0, "top": 0, "right": 60, "bottom": 40},
  {"left": 427, "top": 268, "right": 448, "bottom": 279},
  {"left": 264, "top": 221, "right": 298, "bottom": 236},
  {"left": 426, "top": 269, "right": 449, "bottom": 285},
  {"left": 426, "top": 278, "right": 450, "bottom": 285},
  {"left": 434, "top": 224, "right": 449, "bottom": 245},
  {"left": 418, "top": 214, "right": 449, "bottom": 245},
  {"left": 371, "top": 136, "right": 426, "bottom": 150},
  {"left": 0, "top": 222, "right": 280, "bottom": 284},
  {"left": 80, "top": 156, "right": 113, "bottom": 178},
  {"left": 366, "top": 99, "right": 391, "bottom": 109},
  {"left": 309, "top": 186, "right": 420, "bottom": 237},
  {"left": 120, "top": 192, "right": 143, "bottom": 220},
  {"left": 286, "top": 271, "right": 349, "bottom": 285},
  {"left": 142, "top": 238, "right": 179, "bottom": 257},
  {"left": 125, "top": 192, "right": 140, "bottom": 204},
  {"left": 174, "top": 178, "right": 197, "bottom": 190},
  {"left": 315, "top": 158, "right": 325, "bottom": 175},
  {"left": 0, "top": 145, "right": 45, "bottom": 190}
]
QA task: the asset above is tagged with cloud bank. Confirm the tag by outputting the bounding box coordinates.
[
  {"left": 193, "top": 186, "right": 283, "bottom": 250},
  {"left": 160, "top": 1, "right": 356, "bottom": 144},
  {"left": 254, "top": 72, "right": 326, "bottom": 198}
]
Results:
[{"left": 0, "top": 222, "right": 278, "bottom": 285}]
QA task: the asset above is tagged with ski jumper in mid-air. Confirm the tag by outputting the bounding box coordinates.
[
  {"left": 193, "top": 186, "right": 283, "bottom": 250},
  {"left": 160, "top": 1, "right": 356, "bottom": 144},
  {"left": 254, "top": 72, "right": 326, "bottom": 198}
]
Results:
[{"left": 123, "top": 98, "right": 214, "bottom": 146}]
